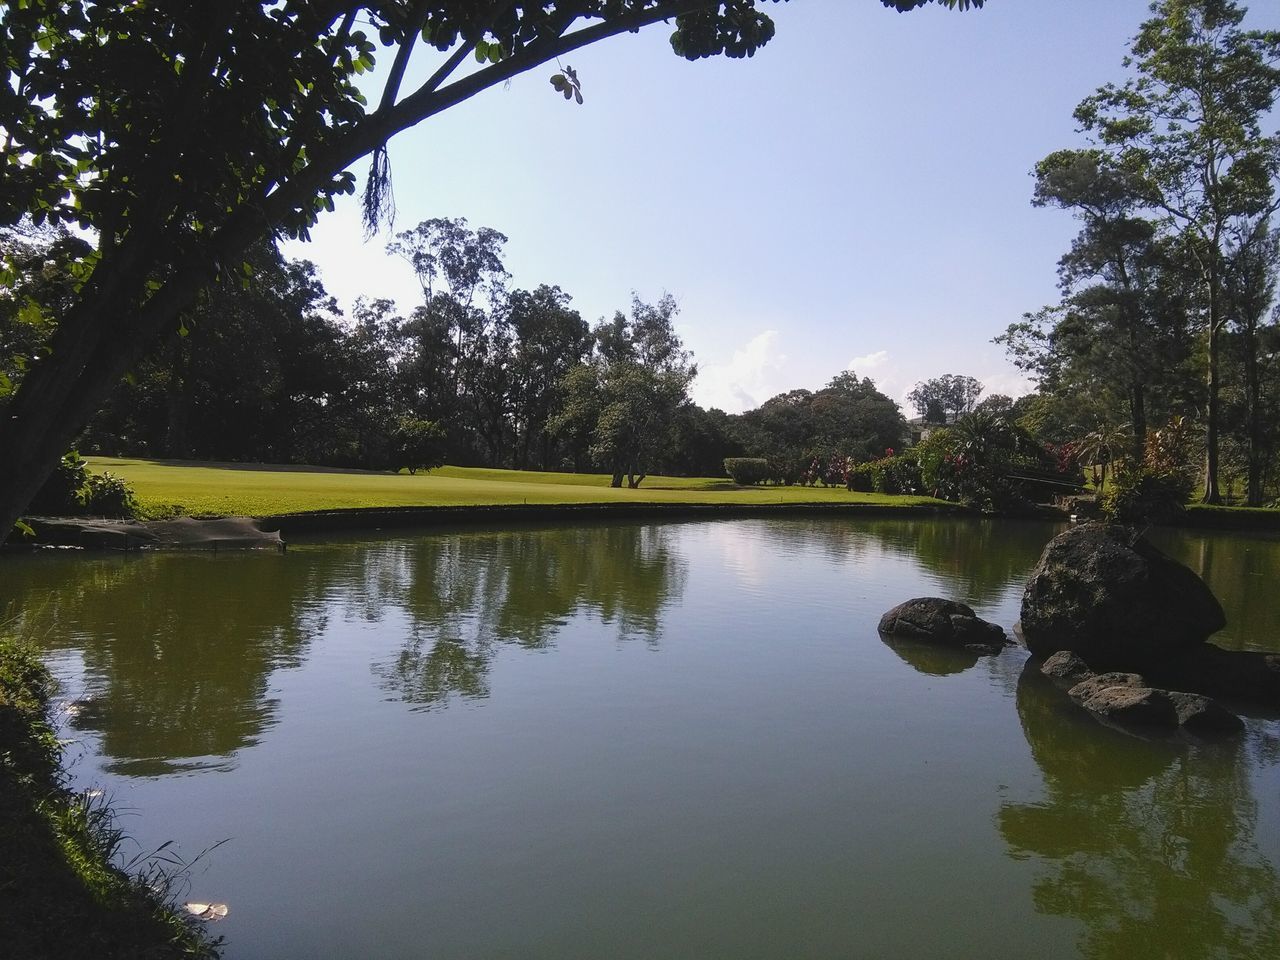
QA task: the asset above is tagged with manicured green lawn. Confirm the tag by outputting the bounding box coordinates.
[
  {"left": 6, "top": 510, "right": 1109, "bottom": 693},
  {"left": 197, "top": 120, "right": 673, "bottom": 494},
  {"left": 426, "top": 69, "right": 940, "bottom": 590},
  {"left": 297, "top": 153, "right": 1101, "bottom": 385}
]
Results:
[{"left": 86, "top": 457, "right": 947, "bottom": 518}]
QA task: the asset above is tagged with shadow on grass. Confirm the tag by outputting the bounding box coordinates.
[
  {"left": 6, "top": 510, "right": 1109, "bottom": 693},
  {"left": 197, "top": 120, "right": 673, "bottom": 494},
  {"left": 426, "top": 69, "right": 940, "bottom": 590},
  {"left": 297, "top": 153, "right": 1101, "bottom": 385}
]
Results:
[{"left": 144, "top": 458, "right": 385, "bottom": 476}]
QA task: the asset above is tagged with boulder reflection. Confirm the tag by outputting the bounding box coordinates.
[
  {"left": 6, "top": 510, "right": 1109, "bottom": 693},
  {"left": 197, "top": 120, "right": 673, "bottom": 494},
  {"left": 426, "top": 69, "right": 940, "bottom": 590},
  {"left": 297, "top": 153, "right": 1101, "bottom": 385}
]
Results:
[
  {"left": 879, "top": 634, "right": 984, "bottom": 676},
  {"left": 1002, "top": 659, "right": 1280, "bottom": 959}
]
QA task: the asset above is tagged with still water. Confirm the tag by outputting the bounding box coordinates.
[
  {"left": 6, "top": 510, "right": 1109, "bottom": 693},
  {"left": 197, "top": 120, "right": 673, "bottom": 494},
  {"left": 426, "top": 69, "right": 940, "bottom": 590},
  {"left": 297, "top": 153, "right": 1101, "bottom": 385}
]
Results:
[{"left": 8, "top": 518, "right": 1280, "bottom": 959}]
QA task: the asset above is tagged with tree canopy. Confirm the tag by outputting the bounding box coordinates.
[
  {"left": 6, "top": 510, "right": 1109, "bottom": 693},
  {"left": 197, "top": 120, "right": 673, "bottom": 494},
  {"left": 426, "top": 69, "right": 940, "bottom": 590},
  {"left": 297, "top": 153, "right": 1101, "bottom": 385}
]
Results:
[
  {"left": 1003, "top": 0, "right": 1280, "bottom": 505},
  {"left": 0, "top": 0, "right": 983, "bottom": 533}
]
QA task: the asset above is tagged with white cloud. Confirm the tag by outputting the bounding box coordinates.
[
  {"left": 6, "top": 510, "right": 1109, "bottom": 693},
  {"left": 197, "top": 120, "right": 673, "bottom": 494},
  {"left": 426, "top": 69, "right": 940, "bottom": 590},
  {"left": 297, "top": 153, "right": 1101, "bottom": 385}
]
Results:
[
  {"left": 846, "top": 349, "right": 908, "bottom": 408},
  {"left": 848, "top": 349, "right": 889, "bottom": 371},
  {"left": 976, "top": 367, "right": 1035, "bottom": 401},
  {"left": 691, "top": 330, "right": 788, "bottom": 414}
]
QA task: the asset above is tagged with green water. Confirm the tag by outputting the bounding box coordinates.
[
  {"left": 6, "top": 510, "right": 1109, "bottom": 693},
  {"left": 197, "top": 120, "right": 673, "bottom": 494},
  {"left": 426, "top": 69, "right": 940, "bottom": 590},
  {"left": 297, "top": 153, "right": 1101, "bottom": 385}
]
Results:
[{"left": 6, "top": 518, "right": 1280, "bottom": 959}]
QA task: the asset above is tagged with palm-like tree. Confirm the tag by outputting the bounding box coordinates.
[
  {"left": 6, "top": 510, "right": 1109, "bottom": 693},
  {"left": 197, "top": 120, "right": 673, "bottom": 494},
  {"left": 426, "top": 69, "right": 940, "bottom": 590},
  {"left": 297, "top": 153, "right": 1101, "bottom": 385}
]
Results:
[{"left": 1074, "top": 422, "right": 1130, "bottom": 492}]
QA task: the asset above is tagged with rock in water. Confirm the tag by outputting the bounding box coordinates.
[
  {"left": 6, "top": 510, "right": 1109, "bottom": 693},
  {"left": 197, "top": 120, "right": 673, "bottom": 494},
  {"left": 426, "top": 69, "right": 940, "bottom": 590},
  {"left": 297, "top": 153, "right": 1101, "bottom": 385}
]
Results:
[
  {"left": 1040, "top": 650, "right": 1094, "bottom": 685},
  {"left": 878, "top": 598, "right": 1007, "bottom": 652},
  {"left": 1020, "top": 523, "right": 1225, "bottom": 666}
]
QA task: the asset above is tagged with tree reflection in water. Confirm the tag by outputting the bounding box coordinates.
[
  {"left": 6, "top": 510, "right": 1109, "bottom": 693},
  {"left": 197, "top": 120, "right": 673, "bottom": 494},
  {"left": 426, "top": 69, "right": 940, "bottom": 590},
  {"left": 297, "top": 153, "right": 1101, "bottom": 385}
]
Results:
[
  {"left": 1002, "top": 660, "right": 1280, "bottom": 959},
  {"left": 368, "top": 523, "right": 686, "bottom": 709},
  {"left": 757, "top": 516, "right": 1061, "bottom": 606},
  {"left": 7, "top": 551, "right": 328, "bottom": 775}
]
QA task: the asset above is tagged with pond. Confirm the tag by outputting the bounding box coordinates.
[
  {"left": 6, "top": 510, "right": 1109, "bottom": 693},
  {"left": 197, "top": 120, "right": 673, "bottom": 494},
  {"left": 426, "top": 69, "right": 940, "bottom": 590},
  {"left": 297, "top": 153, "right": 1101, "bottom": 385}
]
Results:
[{"left": 8, "top": 517, "right": 1280, "bottom": 960}]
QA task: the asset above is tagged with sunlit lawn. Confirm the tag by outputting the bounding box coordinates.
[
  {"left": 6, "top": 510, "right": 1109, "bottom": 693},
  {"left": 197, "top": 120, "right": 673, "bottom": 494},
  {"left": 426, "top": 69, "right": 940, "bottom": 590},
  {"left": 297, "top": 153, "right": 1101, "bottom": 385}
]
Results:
[{"left": 87, "top": 457, "right": 949, "bottom": 518}]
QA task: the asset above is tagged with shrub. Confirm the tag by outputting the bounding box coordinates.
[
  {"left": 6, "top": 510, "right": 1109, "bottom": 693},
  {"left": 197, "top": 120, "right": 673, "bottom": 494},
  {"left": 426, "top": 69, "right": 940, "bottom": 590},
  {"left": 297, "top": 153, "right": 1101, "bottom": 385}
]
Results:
[
  {"left": 723, "top": 457, "right": 771, "bottom": 485},
  {"left": 869, "top": 455, "right": 921, "bottom": 495},
  {"left": 26, "top": 451, "right": 88, "bottom": 515},
  {"left": 1103, "top": 462, "right": 1194, "bottom": 523},
  {"left": 766, "top": 456, "right": 802, "bottom": 486},
  {"left": 1102, "top": 417, "right": 1196, "bottom": 524},
  {"left": 83, "top": 472, "right": 138, "bottom": 518},
  {"left": 847, "top": 463, "right": 874, "bottom": 492}
]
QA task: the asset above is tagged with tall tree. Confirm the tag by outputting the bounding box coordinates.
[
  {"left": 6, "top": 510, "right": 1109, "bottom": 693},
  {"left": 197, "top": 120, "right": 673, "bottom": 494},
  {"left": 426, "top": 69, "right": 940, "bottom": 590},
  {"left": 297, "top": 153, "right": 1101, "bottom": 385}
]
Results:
[
  {"left": 1222, "top": 224, "right": 1280, "bottom": 503},
  {"left": 0, "top": 0, "right": 982, "bottom": 534},
  {"left": 1000, "top": 149, "right": 1199, "bottom": 461},
  {"left": 908, "top": 374, "right": 983, "bottom": 424},
  {"left": 551, "top": 294, "right": 695, "bottom": 487},
  {"left": 505, "top": 285, "right": 591, "bottom": 469},
  {"left": 1072, "top": 0, "right": 1280, "bottom": 502}
]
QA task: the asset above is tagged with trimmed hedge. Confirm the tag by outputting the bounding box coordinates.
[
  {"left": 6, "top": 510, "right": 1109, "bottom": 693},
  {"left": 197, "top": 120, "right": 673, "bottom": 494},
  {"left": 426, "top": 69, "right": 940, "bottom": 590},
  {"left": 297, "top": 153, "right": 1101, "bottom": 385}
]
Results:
[{"left": 723, "top": 458, "right": 771, "bottom": 485}]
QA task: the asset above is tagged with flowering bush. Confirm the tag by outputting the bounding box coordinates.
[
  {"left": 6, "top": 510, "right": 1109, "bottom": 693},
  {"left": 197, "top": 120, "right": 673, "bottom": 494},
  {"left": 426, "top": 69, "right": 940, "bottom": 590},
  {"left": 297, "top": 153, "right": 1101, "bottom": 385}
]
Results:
[
  {"left": 1102, "top": 417, "right": 1196, "bottom": 523},
  {"left": 869, "top": 454, "right": 921, "bottom": 495}
]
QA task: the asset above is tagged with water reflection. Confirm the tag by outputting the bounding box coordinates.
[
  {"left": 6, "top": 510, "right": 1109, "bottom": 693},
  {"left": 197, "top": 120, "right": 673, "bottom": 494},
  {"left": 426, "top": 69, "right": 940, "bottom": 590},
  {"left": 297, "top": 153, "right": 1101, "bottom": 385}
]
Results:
[
  {"left": 369, "top": 524, "right": 685, "bottom": 708},
  {"left": 6, "top": 523, "right": 686, "bottom": 769},
  {"left": 757, "top": 517, "right": 1060, "bottom": 605},
  {"left": 7, "top": 553, "right": 326, "bottom": 775},
  {"left": 1002, "top": 660, "right": 1280, "bottom": 959},
  {"left": 1150, "top": 529, "right": 1280, "bottom": 652},
  {"left": 879, "top": 634, "right": 985, "bottom": 676}
]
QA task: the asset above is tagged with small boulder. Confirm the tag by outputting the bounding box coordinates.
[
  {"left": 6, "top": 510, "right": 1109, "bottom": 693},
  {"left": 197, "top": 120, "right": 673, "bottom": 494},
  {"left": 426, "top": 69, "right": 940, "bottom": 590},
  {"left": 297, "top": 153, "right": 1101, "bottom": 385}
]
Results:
[
  {"left": 1020, "top": 523, "right": 1225, "bottom": 666},
  {"left": 1167, "top": 691, "right": 1245, "bottom": 735},
  {"left": 878, "top": 598, "right": 1007, "bottom": 652},
  {"left": 1067, "top": 672, "right": 1146, "bottom": 702},
  {"left": 1040, "top": 651, "right": 1094, "bottom": 685},
  {"left": 1065, "top": 671, "right": 1243, "bottom": 736},
  {"left": 1074, "top": 685, "right": 1179, "bottom": 727}
]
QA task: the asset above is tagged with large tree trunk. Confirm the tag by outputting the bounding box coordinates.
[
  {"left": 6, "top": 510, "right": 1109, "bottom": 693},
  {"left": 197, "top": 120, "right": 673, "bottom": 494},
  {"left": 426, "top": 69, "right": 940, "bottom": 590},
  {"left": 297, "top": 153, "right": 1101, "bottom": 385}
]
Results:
[
  {"left": 0, "top": 260, "right": 211, "bottom": 537},
  {"left": 1202, "top": 281, "right": 1223, "bottom": 505},
  {"left": 1245, "top": 325, "right": 1263, "bottom": 506},
  {"left": 165, "top": 337, "right": 193, "bottom": 459},
  {"left": 1130, "top": 382, "right": 1147, "bottom": 463}
]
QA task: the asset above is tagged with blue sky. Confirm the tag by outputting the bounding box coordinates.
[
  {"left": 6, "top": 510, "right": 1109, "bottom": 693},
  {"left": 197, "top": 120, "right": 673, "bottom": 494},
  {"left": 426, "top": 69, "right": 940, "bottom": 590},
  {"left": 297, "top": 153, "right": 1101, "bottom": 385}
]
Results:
[{"left": 282, "top": 1, "right": 1242, "bottom": 414}]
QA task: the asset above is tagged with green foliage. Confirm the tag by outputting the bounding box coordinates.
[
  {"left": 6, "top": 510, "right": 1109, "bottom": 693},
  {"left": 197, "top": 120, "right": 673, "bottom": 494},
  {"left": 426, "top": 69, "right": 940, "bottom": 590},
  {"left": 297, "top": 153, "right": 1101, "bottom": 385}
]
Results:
[
  {"left": 907, "top": 374, "right": 983, "bottom": 423},
  {"left": 551, "top": 294, "right": 695, "bottom": 488},
  {"left": 27, "top": 450, "right": 89, "bottom": 515},
  {"left": 913, "top": 412, "right": 1083, "bottom": 511},
  {"left": 390, "top": 418, "right": 448, "bottom": 475},
  {"left": 0, "top": 634, "right": 221, "bottom": 958},
  {"left": 82, "top": 472, "right": 139, "bottom": 518},
  {"left": 869, "top": 454, "right": 921, "bottom": 495},
  {"left": 723, "top": 457, "right": 770, "bottom": 485},
  {"left": 0, "top": 1, "right": 983, "bottom": 535},
  {"left": 1102, "top": 416, "right": 1198, "bottom": 522},
  {"left": 731, "top": 371, "right": 907, "bottom": 470},
  {"left": 23, "top": 451, "right": 139, "bottom": 518},
  {"left": 0, "top": 636, "right": 58, "bottom": 778},
  {"left": 847, "top": 462, "right": 876, "bottom": 492},
  {"left": 1068, "top": 0, "right": 1280, "bottom": 502},
  {"left": 1104, "top": 463, "right": 1195, "bottom": 523}
]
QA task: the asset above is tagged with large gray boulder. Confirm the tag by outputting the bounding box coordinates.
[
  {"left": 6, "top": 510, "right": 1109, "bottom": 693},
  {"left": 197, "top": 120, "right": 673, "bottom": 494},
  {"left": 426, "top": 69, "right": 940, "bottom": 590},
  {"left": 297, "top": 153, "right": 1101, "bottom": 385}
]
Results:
[
  {"left": 1020, "top": 523, "right": 1225, "bottom": 667},
  {"left": 878, "top": 597, "right": 1007, "bottom": 652}
]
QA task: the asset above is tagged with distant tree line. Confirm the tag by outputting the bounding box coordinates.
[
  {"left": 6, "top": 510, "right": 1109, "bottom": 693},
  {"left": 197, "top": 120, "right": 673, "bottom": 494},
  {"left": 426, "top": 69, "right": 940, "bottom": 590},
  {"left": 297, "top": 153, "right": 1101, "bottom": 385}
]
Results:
[{"left": 0, "top": 217, "right": 913, "bottom": 487}]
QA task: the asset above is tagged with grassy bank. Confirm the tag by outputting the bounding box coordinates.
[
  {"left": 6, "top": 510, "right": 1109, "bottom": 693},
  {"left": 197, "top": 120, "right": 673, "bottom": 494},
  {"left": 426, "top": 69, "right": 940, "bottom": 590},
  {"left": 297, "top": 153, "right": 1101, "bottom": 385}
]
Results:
[
  {"left": 85, "top": 457, "right": 948, "bottom": 518},
  {"left": 1184, "top": 503, "right": 1280, "bottom": 530},
  {"left": 0, "top": 637, "right": 219, "bottom": 959}
]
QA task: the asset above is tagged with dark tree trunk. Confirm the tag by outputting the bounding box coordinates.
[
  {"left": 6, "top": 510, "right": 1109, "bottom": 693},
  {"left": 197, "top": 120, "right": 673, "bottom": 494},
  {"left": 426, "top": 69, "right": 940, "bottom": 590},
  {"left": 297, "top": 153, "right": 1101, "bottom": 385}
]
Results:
[
  {"left": 1244, "top": 324, "right": 1263, "bottom": 506},
  {"left": 1203, "top": 324, "right": 1222, "bottom": 504},
  {"left": 1130, "top": 382, "right": 1147, "bottom": 463},
  {"left": 165, "top": 338, "right": 192, "bottom": 459},
  {"left": 1202, "top": 277, "right": 1223, "bottom": 505},
  {"left": 0, "top": 245, "right": 217, "bottom": 537}
]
